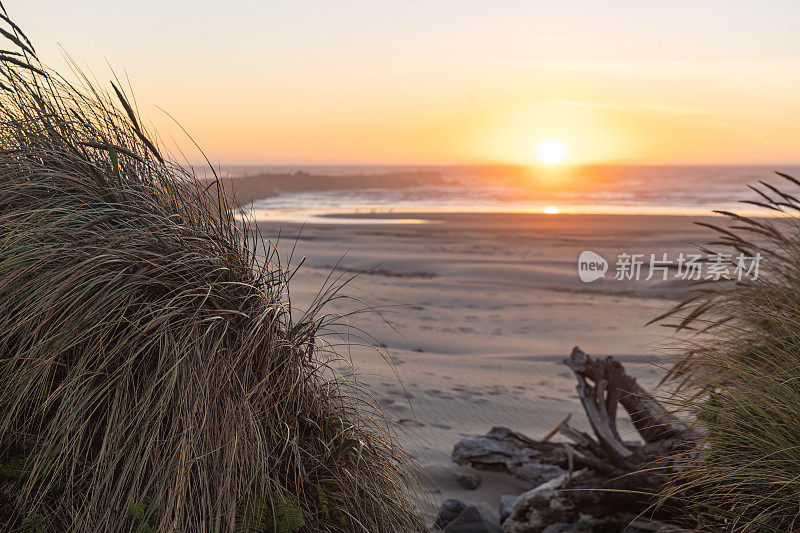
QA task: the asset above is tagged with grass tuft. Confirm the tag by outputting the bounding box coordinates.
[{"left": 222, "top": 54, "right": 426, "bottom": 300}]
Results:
[
  {"left": 0, "top": 4, "right": 423, "bottom": 531},
  {"left": 658, "top": 172, "right": 800, "bottom": 531}
]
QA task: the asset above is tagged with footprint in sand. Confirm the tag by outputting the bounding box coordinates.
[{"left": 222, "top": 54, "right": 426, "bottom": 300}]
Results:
[{"left": 537, "top": 395, "right": 563, "bottom": 401}]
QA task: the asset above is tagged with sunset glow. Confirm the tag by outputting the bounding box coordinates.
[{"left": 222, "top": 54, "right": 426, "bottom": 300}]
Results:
[
  {"left": 537, "top": 139, "right": 568, "bottom": 165},
  {"left": 11, "top": 2, "right": 800, "bottom": 166}
]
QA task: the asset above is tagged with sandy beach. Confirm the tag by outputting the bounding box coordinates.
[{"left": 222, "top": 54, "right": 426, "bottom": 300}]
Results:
[
  {"left": 4, "top": 1, "right": 797, "bottom": 528},
  {"left": 256, "top": 211, "right": 711, "bottom": 517}
]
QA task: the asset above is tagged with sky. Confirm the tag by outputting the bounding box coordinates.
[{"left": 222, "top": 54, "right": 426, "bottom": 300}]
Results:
[{"left": 8, "top": 1, "right": 800, "bottom": 166}]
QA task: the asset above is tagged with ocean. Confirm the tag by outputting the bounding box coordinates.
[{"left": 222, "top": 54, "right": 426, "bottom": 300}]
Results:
[{"left": 197, "top": 164, "right": 800, "bottom": 223}]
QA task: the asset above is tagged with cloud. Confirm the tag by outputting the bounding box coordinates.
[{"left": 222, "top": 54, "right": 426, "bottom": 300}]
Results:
[
  {"left": 555, "top": 99, "right": 715, "bottom": 116},
  {"left": 502, "top": 59, "right": 794, "bottom": 80}
]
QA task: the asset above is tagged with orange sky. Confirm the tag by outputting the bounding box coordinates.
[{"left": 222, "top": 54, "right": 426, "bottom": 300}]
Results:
[{"left": 12, "top": 1, "right": 800, "bottom": 166}]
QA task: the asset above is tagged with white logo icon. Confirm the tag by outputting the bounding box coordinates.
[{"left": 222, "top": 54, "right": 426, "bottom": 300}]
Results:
[{"left": 578, "top": 251, "right": 608, "bottom": 282}]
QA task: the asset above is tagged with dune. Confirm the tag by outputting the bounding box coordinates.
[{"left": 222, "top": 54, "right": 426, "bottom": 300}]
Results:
[{"left": 0, "top": 14, "right": 424, "bottom": 532}]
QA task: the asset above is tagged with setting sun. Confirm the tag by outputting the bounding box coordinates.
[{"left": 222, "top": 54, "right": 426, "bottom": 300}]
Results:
[
  {"left": 543, "top": 206, "right": 560, "bottom": 214},
  {"left": 537, "top": 139, "right": 568, "bottom": 165}
]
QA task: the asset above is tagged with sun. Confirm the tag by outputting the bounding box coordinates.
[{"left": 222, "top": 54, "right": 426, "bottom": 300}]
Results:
[{"left": 536, "top": 138, "right": 568, "bottom": 165}]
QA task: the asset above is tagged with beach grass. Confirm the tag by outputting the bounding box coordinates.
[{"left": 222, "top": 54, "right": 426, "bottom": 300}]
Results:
[
  {"left": 657, "top": 173, "right": 800, "bottom": 531},
  {"left": 0, "top": 5, "right": 422, "bottom": 531}
]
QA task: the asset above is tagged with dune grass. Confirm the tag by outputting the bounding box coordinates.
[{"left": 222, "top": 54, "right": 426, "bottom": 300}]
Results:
[
  {"left": 0, "top": 5, "right": 422, "bottom": 532},
  {"left": 656, "top": 173, "right": 800, "bottom": 531}
]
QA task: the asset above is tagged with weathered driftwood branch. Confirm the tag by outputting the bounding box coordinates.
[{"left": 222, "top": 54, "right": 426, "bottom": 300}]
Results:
[
  {"left": 565, "top": 347, "right": 691, "bottom": 445},
  {"left": 451, "top": 347, "right": 693, "bottom": 532}
]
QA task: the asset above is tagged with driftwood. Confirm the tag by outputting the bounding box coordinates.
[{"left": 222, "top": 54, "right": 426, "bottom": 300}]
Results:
[{"left": 451, "top": 347, "right": 694, "bottom": 532}]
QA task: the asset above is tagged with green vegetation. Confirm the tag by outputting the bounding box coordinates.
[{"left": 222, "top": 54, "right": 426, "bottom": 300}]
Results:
[
  {"left": 657, "top": 173, "right": 800, "bottom": 531},
  {"left": 0, "top": 5, "right": 422, "bottom": 531}
]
